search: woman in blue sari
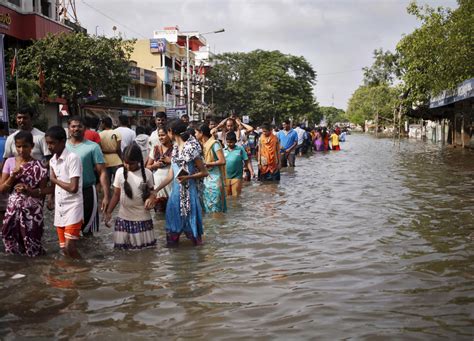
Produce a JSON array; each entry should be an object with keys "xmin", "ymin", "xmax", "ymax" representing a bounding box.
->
[{"xmin": 146, "ymin": 120, "xmax": 209, "ymax": 246}]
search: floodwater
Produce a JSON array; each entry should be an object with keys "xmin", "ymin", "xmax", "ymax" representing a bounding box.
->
[{"xmin": 0, "ymin": 134, "xmax": 473, "ymax": 340}]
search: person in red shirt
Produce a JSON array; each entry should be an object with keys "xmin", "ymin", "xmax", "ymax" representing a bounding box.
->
[{"xmin": 83, "ymin": 116, "xmax": 101, "ymax": 144}]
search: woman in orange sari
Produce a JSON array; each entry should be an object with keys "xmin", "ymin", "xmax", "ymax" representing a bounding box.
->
[{"xmin": 257, "ymin": 123, "xmax": 281, "ymax": 181}]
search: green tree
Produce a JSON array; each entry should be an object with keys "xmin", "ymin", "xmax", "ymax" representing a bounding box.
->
[
  {"xmin": 396, "ymin": 0, "xmax": 474, "ymax": 105},
  {"xmin": 346, "ymin": 84, "xmax": 399, "ymax": 128},
  {"xmin": 206, "ymin": 50, "xmax": 318, "ymax": 125},
  {"xmin": 362, "ymin": 48, "xmax": 401, "ymax": 86},
  {"xmin": 6, "ymin": 78, "xmax": 45, "ymax": 129},
  {"xmin": 319, "ymin": 106, "xmax": 346, "ymax": 127},
  {"xmin": 14, "ymin": 32, "xmax": 134, "ymax": 115}
]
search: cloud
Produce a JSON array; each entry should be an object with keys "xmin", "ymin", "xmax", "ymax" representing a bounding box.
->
[{"xmin": 76, "ymin": 0, "xmax": 458, "ymax": 109}]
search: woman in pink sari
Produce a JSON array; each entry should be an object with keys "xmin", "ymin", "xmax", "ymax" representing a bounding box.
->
[
  {"xmin": 0, "ymin": 131, "xmax": 48, "ymax": 257},
  {"xmin": 314, "ymin": 128, "xmax": 323, "ymax": 151}
]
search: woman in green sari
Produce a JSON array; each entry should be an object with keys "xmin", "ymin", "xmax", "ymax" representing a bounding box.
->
[{"xmin": 195, "ymin": 124, "xmax": 227, "ymax": 214}]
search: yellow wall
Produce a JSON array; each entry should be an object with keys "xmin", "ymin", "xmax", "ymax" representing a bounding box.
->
[
  {"xmin": 130, "ymin": 39, "xmax": 198, "ymax": 104},
  {"xmin": 131, "ymin": 39, "xmax": 196, "ymax": 67},
  {"xmin": 130, "ymin": 40, "xmax": 163, "ymax": 101},
  {"xmin": 130, "ymin": 39, "xmax": 162, "ymax": 69}
]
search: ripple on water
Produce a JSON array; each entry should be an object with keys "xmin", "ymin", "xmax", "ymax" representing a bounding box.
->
[{"xmin": 0, "ymin": 135, "xmax": 473, "ymax": 339}]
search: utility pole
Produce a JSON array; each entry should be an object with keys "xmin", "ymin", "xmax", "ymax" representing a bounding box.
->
[{"xmin": 182, "ymin": 28, "xmax": 224, "ymax": 121}]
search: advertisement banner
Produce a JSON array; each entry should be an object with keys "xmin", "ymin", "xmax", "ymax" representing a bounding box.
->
[
  {"xmin": 166, "ymin": 105, "xmax": 187, "ymax": 119},
  {"xmin": 150, "ymin": 38, "xmax": 166, "ymax": 53},
  {"xmin": 0, "ymin": 34, "xmax": 8, "ymax": 127},
  {"xmin": 153, "ymin": 29, "xmax": 178, "ymax": 43}
]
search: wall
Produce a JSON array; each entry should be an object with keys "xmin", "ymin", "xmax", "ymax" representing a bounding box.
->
[{"xmin": 0, "ymin": 4, "xmax": 71, "ymax": 40}]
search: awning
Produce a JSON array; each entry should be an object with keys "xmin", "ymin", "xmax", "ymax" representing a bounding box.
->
[{"xmin": 430, "ymin": 78, "xmax": 474, "ymax": 109}]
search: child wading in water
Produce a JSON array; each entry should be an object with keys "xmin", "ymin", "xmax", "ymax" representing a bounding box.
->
[
  {"xmin": 105, "ymin": 143, "xmax": 156, "ymax": 249},
  {"xmin": 0, "ymin": 131, "xmax": 48, "ymax": 257},
  {"xmin": 224, "ymin": 131, "xmax": 251, "ymax": 196},
  {"xmin": 46, "ymin": 126, "xmax": 83, "ymax": 258}
]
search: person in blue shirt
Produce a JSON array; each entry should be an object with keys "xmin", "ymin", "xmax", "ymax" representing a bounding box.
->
[
  {"xmin": 277, "ymin": 120, "xmax": 298, "ymax": 167},
  {"xmin": 0, "ymin": 121, "xmax": 7, "ymax": 159}
]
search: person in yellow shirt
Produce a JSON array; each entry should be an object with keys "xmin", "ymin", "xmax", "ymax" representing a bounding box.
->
[
  {"xmin": 98, "ymin": 117, "xmax": 123, "ymax": 182},
  {"xmin": 330, "ymin": 129, "xmax": 340, "ymax": 151}
]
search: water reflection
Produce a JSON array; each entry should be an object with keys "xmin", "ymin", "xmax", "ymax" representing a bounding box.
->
[{"xmin": 0, "ymin": 135, "xmax": 473, "ymax": 339}]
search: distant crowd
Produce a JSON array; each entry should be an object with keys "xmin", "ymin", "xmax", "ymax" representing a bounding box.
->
[{"xmin": 0, "ymin": 107, "xmax": 347, "ymax": 258}]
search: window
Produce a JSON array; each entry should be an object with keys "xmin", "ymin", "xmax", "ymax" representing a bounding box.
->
[
  {"xmin": 8, "ymin": 0, "xmax": 21, "ymax": 7},
  {"xmin": 41, "ymin": 0, "xmax": 50, "ymax": 17},
  {"xmin": 128, "ymin": 86, "xmax": 135, "ymax": 97}
]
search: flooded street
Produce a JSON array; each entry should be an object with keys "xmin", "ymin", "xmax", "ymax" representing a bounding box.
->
[{"xmin": 0, "ymin": 134, "xmax": 473, "ymax": 339}]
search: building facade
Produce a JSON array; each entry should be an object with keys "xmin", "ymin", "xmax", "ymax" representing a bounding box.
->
[
  {"xmin": 0, "ymin": 0, "xmax": 73, "ymax": 47},
  {"xmin": 130, "ymin": 26, "xmax": 213, "ymax": 121},
  {"xmin": 0, "ymin": 0, "xmax": 75, "ymax": 127},
  {"xmin": 82, "ymin": 61, "xmax": 161, "ymax": 130}
]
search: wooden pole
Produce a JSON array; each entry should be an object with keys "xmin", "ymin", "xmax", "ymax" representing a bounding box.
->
[
  {"xmin": 14, "ymin": 48, "xmax": 19, "ymax": 112},
  {"xmin": 375, "ymin": 112, "xmax": 379, "ymax": 137}
]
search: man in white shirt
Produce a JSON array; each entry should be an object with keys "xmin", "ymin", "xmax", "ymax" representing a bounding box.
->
[
  {"xmin": 294, "ymin": 123, "xmax": 306, "ymax": 156},
  {"xmin": 114, "ymin": 115, "xmax": 136, "ymax": 152},
  {"xmin": 45, "ymin": 125, "xmax": 83, "ymax": 258},
  {"xmin": 149, "ymin": 111, "xmax": 167, "ymax": 150},
  {"xmin": 3, "ymin": 106, "xmax": 50, "ymax": 161}
]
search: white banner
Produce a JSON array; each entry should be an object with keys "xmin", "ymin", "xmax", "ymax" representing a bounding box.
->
[{"xmin": 153, "ymin": 29, "xmax": 178, "ymax": 43}]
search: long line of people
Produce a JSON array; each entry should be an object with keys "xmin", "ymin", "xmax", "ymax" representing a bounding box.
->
[{"xmin": 0, "ymin": 107, "xmax": 345, "ymax": 257}]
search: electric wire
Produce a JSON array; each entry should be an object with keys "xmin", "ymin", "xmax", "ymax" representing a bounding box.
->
[{"xmin": 80, "ymin": 0, "xmax": 147, "ymax": 38}]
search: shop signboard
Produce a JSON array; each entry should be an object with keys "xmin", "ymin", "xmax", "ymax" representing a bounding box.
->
[
  {"xmin": 153, "ymin": 28, "xmax": 178, "ymax": 43},
  {"xmin": 144, "ymin": 69, "xmax": 157, "ymax": 86},
  {"xmin": 430, "ymin": 78, "xmax": 474, "ymax": 108},
  {"xmin": 166, "ymin": 105, "xmax": 187, "ymax": 119},
  {"xmin": 129, "ymin": 66, "xmax": 140, "ymax": 82},
  {"xmin": 0, "ymin": 34, "xmax": 8, "ymax": 127},
  {"xmin": 121, "ymin": 96, "xmax": 172, "ymax": 108}
]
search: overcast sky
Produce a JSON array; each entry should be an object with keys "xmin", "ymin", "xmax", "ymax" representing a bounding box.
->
[{"xmin": 75, "ymin": 0, "xmax": 458, "ymax": 110}]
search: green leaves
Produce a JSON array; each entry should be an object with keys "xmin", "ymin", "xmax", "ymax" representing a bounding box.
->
[
  {"xmin": 362, "ymin": 49, "xmax": 401, "ymax": 86},
  {"xmin": 320, "ymin": 106, "xmax": 346, "ymax": 127},
  {"xmin": 14, "ymin": 33, "xmax": 135, "ymax": 113},
  {"xmin": 206, "ymin": 50, "xmax": 318, "ymax": 125},
  {"xmin": 397, "ymin": 0, "xmax": 474, "ymax": 105},
  {"xmin": 349, "ymin": 1, "xmax": 472, "ymax": 125},
  {"xmin": 346, "ymin": 84, "xmax": 399, "ymax": 127}
]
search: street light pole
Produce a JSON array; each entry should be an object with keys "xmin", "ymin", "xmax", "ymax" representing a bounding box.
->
[
  {"xmin": 186, "ymin": 34, "xmax": 191, "ymax": 118},
  {"xmin": 183, "ymin": 28, "xmax": 225, "ymax": 121}
]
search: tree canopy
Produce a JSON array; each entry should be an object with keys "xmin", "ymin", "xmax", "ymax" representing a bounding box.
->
[
  {"xmin": 396, "ymin": 0, "xmax": 474, "ymax": 104},
  {"xmin": 319, "ymin": 106, "xmax": 346, "ymax": 127},
  {"xmin": 346, "ymin": 84, "xmax": 399, "ymax": 127},
  {"xmin": 362, "ymin": 48, "xmax": 401, "ymax": 87},
  {"xmin": 347, "ymin": 0, "xmax": 472, "ymax": 126},
  {"xmin": 14, "ymin": 32, "xmax": 134, "ymax": 114},
  {"xmin": 206, "ymin": 50, "xmax": 319, "ymax": 125}
]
